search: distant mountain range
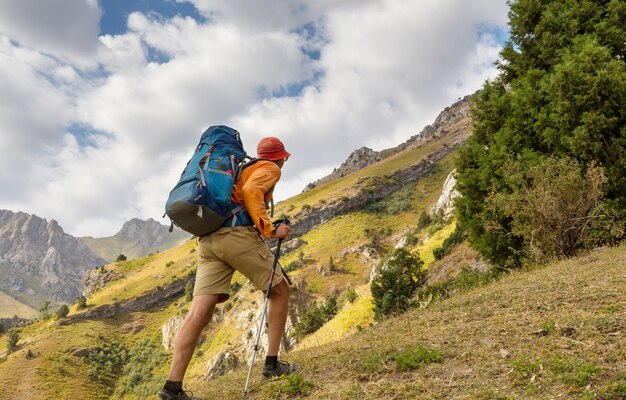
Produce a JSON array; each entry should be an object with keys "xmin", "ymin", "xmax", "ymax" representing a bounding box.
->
[
  {"xmin": 0, "ymin": 211, "xmax": 189, "ymax": 314},
  {"xmin": 83, "ymin": 218, "xmax": 190, "ymax": 263}
]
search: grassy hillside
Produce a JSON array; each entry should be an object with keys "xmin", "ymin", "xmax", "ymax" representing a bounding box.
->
[
  {"xmin": 196, "ymin": 245, "xmax": 626, "ymax": 399},
  {"xmin": 83, "ymin": 232, "xmax": 190, "ymax": 263},
  {"xmin": 0, "ymin": 292, "xmax": 38, "ymax": 319}
]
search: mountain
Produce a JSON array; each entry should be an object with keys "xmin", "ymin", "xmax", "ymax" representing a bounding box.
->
[
  {"xmin": 82, "ymin": 218, "xmax": 191, "ymax": 262},
  {"xmin": 0, "ymin": 210, "xmax": 106, "ymax": 310},
  {"xmin": 303, "ymin": 94, "xmax": 471, "ymax": 191}
]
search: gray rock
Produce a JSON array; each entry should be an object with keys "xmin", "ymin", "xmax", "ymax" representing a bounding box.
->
[
  {"xmin": 0, "ymin": 209, "xmax": 106, "ymax": 309},
  {"xmin": 83, "ymin": 268, "xmax": 120, "ymax": 297},
  {"xmin": 205, "ymin": 350, "xmax": 239, "ymax": 380}
]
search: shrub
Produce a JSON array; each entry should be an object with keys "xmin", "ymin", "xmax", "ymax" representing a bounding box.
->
[
  {"xmin": 295, "ymin": 296, "xmax": 338, "ymax": 339},
  {"xmin": 116, "ymin": 254, "xmax": 127, "ymax": 262},
  {"xmin": 7, "ymin": 330, "xmax": 19, "ymax": 353},
  {"xmin": 371, "ymin": 248, "xmax": 425, "ymax": 320},
  {"xmin": 346, "ymin": 287, "xmax": 358, "ymax": 303},
  {"xmin": 39, "ymin": 300, "xmax": 51, "ymax": 320},
  {"xmin": 284, "ymin": 260, "xmax": 302, "ymax": 272},
  {"xmin": 488, "ymin": 157, "xmax": 607, "ymax": 261},
  {"xmin": 229, "ymin": 281, "xmax": 242, "ymax": 294},
  {"xmin": 55, "ymin": 304, "xmax": 69, "ymax": 320},
  {"xmin": 114, "ymin": 339, "xmax": 168, "ymax": 398},
  {"xmin": 165, "ymin": 261, "xmax": 174, "ymax": 268},
  {"xmin": 184, "ymin": 281, "xmax": 194, "ymax": 302},
  {"xmin": 417, "ymin": 210, "xmax": 432, "ymax": 230},
  {"xmin": 265, "ymin": 373, "xmax": 314, "ymax": 397},
  {"xmin": 76, "ymin": 295, "xmax": 87, "ymax": 310}
]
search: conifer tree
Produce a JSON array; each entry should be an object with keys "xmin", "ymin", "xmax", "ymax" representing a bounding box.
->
[{"xmin": 456, "ymin": 0, "xmax": 626, "ymax": 265}]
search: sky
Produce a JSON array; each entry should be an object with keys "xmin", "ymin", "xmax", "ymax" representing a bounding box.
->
[{"xmin": 0, "ymin": 0, "xmax": 510, "ymax": 237}]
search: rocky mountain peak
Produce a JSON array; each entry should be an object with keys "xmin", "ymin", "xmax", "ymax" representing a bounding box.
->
[
  {"xmin": 303, "ymin": 94, "xmax": 473, "ymax": 192},
  {"xmin": 303, "ymin": 146, "xmax": 383, "ymax": 191},
  {"xmin": 117, "ymin": 218, "xmax": 161, "ymax": 239},
  {"xmin": 0, "ymin": 209, "xmax": 106, "ymax": 308}
]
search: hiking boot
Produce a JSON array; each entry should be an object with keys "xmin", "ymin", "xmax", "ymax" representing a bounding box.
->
[
  {"xmin": 262, "ymin": 360, "xmax": 300, "ymax": 378},
  {"xmin": 157, "ymin": 388, "xmax": 199, "ymax": 400}
]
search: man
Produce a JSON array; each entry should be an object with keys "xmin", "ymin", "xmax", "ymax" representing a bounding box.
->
[{"xmin": 158, "ymin": 137, "xmax": 297, "ymax": 400}]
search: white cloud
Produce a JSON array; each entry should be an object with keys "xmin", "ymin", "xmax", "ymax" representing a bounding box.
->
[
  {"xmin": 0, "ymin": 0, "xmax": 101, "ymax": 66},
  {"xmin": 0, "ymin": 0, "xmax": 509, "ymax": 237}
]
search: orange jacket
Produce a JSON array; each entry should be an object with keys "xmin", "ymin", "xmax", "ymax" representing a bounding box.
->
[{"xmin": 232, "ymin": 160, "xmax": 280, "ymax": 238}]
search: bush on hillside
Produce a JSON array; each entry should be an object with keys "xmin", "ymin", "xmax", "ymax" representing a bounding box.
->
[
  {"xmin": 487, "ymin": 157, "xmax": 607, "ymax": 260},
  {"xmin": 417, "ymin": 210, "xmax": 432, "ymax": 231},
  {"xmin": 7, "ymin": 329, "xmax": 19, "ymax": 353},
  {"xmin": 114, "ymin": 339, "xmax": 168, "ymax": 398},
  {"xmin": 87, "ymin": 340, "xmax": 130, "ymax": 390},
  {"xmin": 184, "ymin": 281, "xmax": 194, "ymax": 302},
  {"xmin": 76, "ymin": 295, "xmax": 87, "ymax": 310},
  {"xmin": 39, "ymin": 300, "xmax": 50, "ymax": 320},
  {"xmin": 55, "ymin": 304, "xmax": 69, "ymax": 320},
  {"xmin": 116, "ymin": 254, "xmax": 127, "ymax": 262},
  {"xmin": 371, "ymin": 248, "xmax": 425, "ymax": 320},
  {"xmin": 345, "ymin": 287, "xmax": 358, "ymax": 303},
  {"xmin": 294, "ymin": 296, "xmax": 338, "ymax": 339}
]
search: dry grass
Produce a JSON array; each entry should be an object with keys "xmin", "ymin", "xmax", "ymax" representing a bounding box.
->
[
  {"xmin": 194, "ymin": 245, "xmax": 626, "ymax": 400},
  {"xmin": 0, "ymin": 292, "xmax": 38, "ymax": 319}
]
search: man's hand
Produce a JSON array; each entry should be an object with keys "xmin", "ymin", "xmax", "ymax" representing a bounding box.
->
[{"xmin": 271, "ymin": 223, "xmax": 290, "ymax": 239}]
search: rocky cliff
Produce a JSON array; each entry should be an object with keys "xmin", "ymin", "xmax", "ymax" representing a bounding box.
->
[
  {"xmin": 0, "ymin": 210, "xmax": 106, "ymax": 309},
  {"xmin": 304, "ymin": 94, "xmax": 472, "ymax": 191}
]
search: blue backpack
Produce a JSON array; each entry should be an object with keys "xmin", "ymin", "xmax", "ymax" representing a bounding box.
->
[{"xmin": 165, "ymin": 125, "xmax": 252, "ymax": 236}]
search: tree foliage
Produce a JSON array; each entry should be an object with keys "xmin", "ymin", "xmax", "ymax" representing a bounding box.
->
[
  {"xmin": 456, "ymin": 0, "xmax": 626, "ymax": 266},
  {"xmin": 7, "ymin": 329, "xmax": 19, "ymax": 353},
  {"xmin": 55, "ymin": 304, "xmax": 70, "ymax": 320},
  {"xmin": 294, "ymin": 296, "xmax": 338, "ymax": 339},
  {"xmin": 371, "ymin": 248, "xmax": 425, "ymax": 320}
]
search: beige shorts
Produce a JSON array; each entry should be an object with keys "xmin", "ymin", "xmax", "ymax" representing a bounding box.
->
[{"xmin": 194, "ymin": 226, "xmax": 284, "ymax": 302}]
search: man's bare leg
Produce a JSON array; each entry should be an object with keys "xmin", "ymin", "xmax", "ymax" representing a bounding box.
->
[
  {"xmin": 266, "ymin": 279, "xmax": 289, "ymax": 356},
  {"xmin": 167, "ymin": 294, "xmax": 219, "ymax": 381}
]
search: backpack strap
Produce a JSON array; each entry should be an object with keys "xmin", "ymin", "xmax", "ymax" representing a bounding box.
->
[{"xmin": 229, "ymin": 204, "xmax": 246, "ymax": 227}]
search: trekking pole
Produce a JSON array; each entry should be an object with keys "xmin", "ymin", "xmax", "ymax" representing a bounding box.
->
[{"xmin": 242, "ymin": 219, "xmax": 289, "ymax": 400}]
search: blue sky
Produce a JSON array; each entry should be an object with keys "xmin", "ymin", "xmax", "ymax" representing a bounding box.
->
[
  {"xmin": 0, "ymin": 0, "xmax": 510, "ymax": 237},
  {"xmin": 100, "ymin": 0, "xmax": 206, "ymax": 36}
]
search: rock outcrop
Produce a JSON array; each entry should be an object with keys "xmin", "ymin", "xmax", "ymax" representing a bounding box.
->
[
  {"xmin": 59, "ymin": 274, "xmax": 193, "ymax": 324},
  {"xmin": 304, "ymin": 147, "xmax": 383, "ymax": 191},
  {"xmin": 431, "ymin": 169, "xmax": 461, "ymax": 218},
  {"xmin": 205, "ymin": 350, "xmax": 239, "ymax": 380},
  {"xmin": 82, "ymin": 268, "xmax": 121, "ymax": 297},
  {"xmin": 0, "ymin": 210, "xmax": 106, "ymax": 308},
  {"xmin": 303, "ymin": 94, "xmax": 472, "ymax": 191},
  {"xmin": 289, "ymin": 146, "xmax": 453, "ymax": 242},
  {"xmin": 162, "ymin": 316, "xmax": 184, "ymax": 350}
]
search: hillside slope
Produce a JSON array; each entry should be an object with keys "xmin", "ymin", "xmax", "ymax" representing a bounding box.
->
[
  {"xmin": 197, "ymin": 245, "xmax": 626, "ymax": 399},
  {"xmin": 83, "ymin": 218, "xmax": 190, "ymax": 263}
]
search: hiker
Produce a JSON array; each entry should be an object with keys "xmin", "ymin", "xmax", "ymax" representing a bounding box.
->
[{"xmin": 158, "ymin": 137, "xmax": 298, "ymax": 400}]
